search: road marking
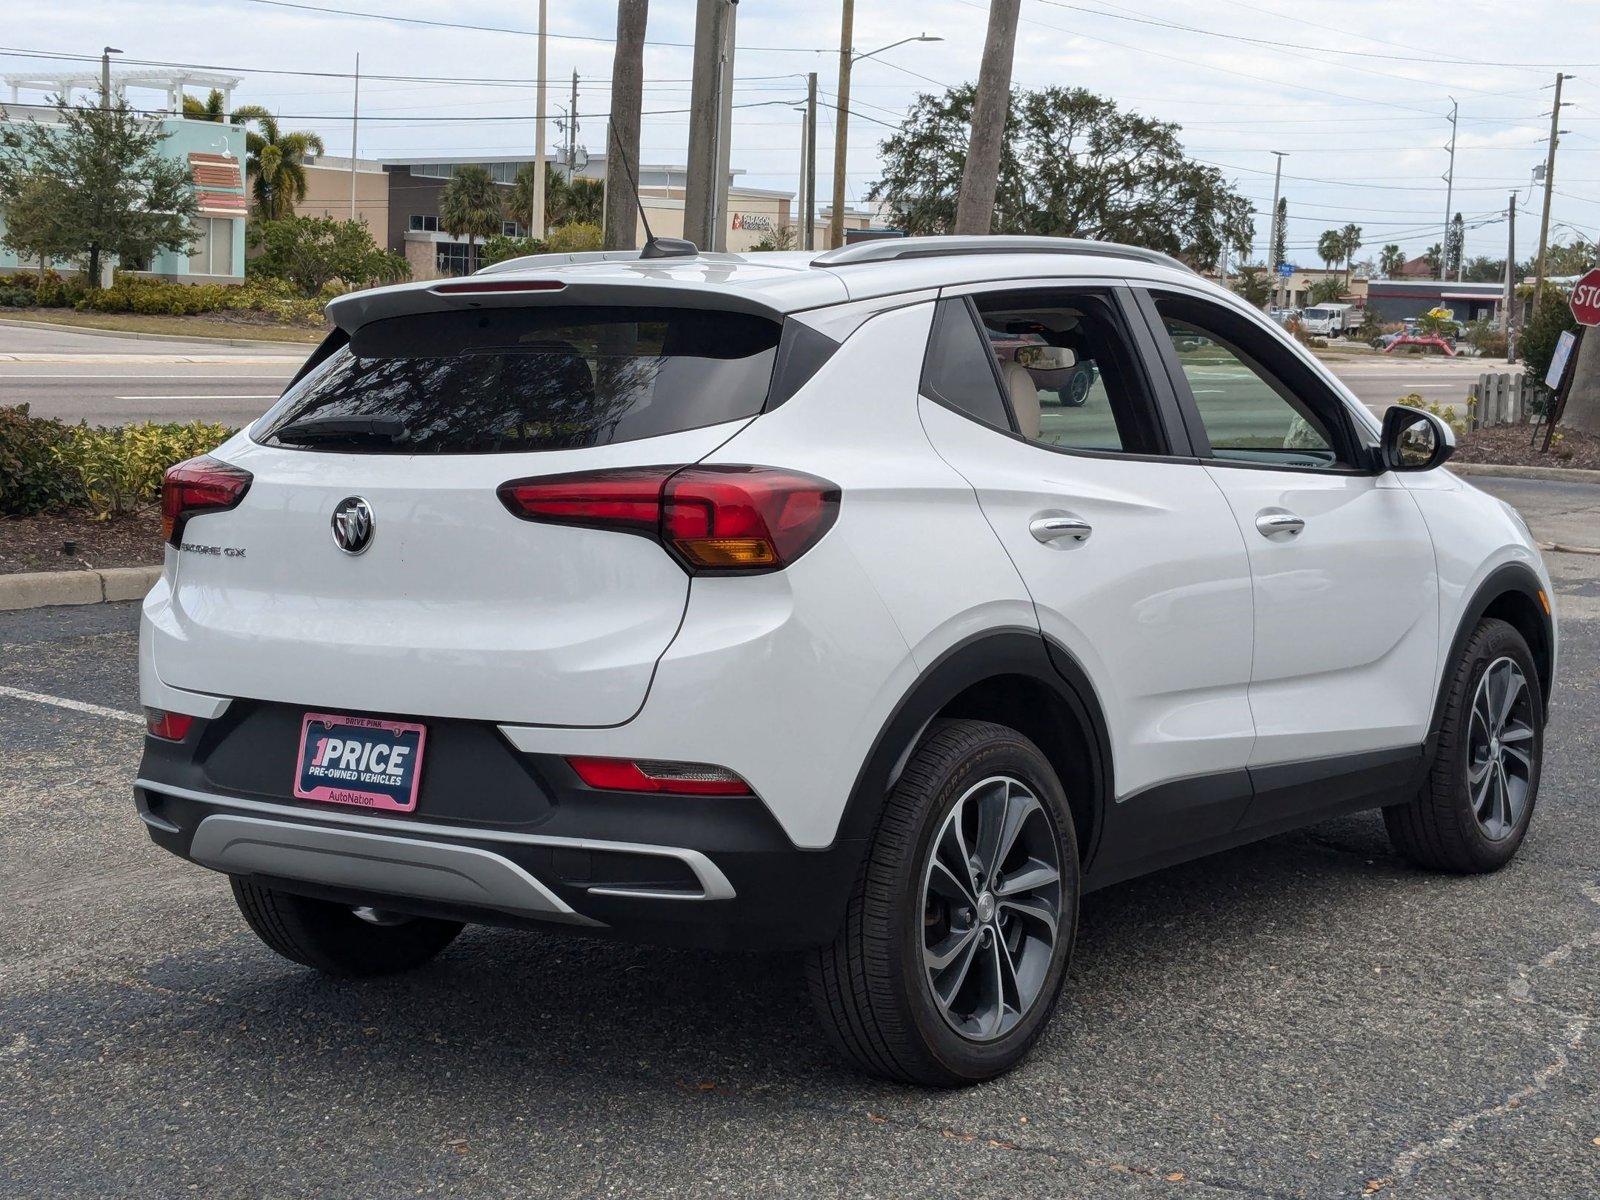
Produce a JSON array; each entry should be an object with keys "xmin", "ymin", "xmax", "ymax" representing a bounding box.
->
[
  {"xmin": 0, "ymin": 374, "xmax": 292, "ymax": 379},
  {"xmin": 114, "ymin": 394, "xmax": 279, "ymax": 401},
  {"xmin": 0, "ymin": 685, "xmax": 143, "ymax": 725}
]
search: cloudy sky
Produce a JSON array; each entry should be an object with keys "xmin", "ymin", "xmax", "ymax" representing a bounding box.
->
[{"xmin": 6, "ymin": 0, "xmax": 1598, "ymax": 265}]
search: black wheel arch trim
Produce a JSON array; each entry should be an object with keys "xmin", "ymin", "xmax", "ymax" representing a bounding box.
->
[
  {"xmin": 1431, "ymin": 562, "xmax": 1553, "ymax": 741},
  {"xmin": 831, "ymin": 627, "xmax": 1114, "ymax": 864}
]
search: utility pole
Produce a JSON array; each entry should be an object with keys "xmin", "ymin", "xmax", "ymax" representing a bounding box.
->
[
  {"xmin": 1534, "ymin": 72, "xmax": 1573, "ymax": 311},
  {"xmin": 100, "ymin": 46, "xmax": 121, "ymax": 110},
  {"xmin": 712, "ymin": 2, "xmax": 737, "ymax": 252},
  {"xmin": 954, "ymin": 0, "xmax": 1022, "ymax": 236},
  {"xmin": 566, "ymin": 71, "xmax": 580, "ymax": 182},
  {"xmin": 530, "ymin": 0, "xmax": 548, "ymax": 239},
  {"xmin": 1504, "ymin": 192, "xmax": 1517, "ymax": 364},
  {"xmin": 684, "ymin": 0, "xmax": 729, "ymax": 249},
  {"xmin": 1266, "ymin": 150, "xmax": 1287, "ymax": 310},
  {"xmin": 1440, "ymin": 97, "xmax": 1457, "ymax": 282},
  {"xmin": 802, "ymin": 73, "xmax": 819, "ymax": 251},
  {"xmin": 349, "ymin": 52, "xmax": 360, "ymax": 222},
  {"xmin": 829, "ymin": 0, "xmax": 854, "ymax": 249},
  {"xmin": 604, "ymin": 0, "xmax": 648, "ymax": 251}
]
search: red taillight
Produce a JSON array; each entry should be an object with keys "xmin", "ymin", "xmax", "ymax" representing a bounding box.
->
[
  {"xmin": 145, "ymin": 709, "xmax": 194, "ymax": 741},
  {"xmin": 161, "ymin": 455, "xmax": 252, "ymax": 547},
  {"xmin": 498, "ymin": 465, "xmax": 839, "ymax": 574},
  {"xmin": 567, "ymin": 756, "xmax": 753, "ymax": 796}
]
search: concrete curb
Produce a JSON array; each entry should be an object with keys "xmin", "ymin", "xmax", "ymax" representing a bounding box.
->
[
  {"xmin": 1447, "ymin": 461, "xmax": 1600, "ymax": 485},
  {"xmin": 0, "ymin": 315, "xmax": 315, "ymax": 352},
  {"xmin": 0, "ymin": 566, "xmax": 160, "ymax": 611}
]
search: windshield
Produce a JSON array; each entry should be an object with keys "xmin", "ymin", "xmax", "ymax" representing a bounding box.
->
[{"xmin": 255, "ymin": 305, "xmax": 782, "ymax": 454}]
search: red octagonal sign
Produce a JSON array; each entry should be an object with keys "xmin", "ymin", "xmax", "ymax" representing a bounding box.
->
[{"xmin": 1572, "ymin": 267, "xmax": 1600, "ymax": 327}]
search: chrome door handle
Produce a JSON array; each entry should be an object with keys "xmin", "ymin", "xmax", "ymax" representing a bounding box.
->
[
  {"xmin": 1255, "ymin": 510, "xmax": 1305, "ymax": 538},
  {"xmin": 1029, "ymin": 516, "xmax": 1093, "ymax": 544}
]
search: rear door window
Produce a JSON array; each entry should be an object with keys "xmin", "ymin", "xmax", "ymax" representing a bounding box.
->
[{"xmin": 256, "ymin": 305, "xmax": 782, "ymax": 453}]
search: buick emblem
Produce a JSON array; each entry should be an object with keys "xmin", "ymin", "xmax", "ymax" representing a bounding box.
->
[{"xmin": 331, "ymin": 497, "xmax": 375, "ymax": 555}]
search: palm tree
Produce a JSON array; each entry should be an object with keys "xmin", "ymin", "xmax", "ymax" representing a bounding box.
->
[
  {"xmin": 181, "ymin": 89, "xmax": 228, "ymax": 122},
  {"xmin": 438, "ymin": 164, "xmax": 504, "ymax": 274},
  {"xmin": 232, "ymin": 106, "xmax": 325, "ymax": 221},
  {"xmin": 1316, "ymin": 228, "xmax": 1343, "ymax": 273},
  {"xmin": 1339, "ymin": 223, "xmax": 1362, "ymax": 285},
  {"xmin": 1379, "ymin": 244, "xmax": 1405, "ymax": 277},
  {"xmin": 509, "ymin": 164, "xmax": 607, "ymax": 234}
]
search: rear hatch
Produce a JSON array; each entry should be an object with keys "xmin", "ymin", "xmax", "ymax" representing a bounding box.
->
[{"xmin": 151, "ymin": 302, "xmax": 783, "ymax": 726}]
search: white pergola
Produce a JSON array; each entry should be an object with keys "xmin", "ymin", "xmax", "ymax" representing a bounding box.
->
[{"xmin": 4, "ymin": 68, "xmax": 243, "ymax": 116}]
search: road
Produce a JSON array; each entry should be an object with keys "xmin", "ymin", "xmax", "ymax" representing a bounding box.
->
[
  {"xmin": 2, "ymin": 324, "xmax": 1499, "ymax": 428},
  {"xmin": 0, "ymin": 321, "xmax": 306, "ymax": 428},
  {"xmin": 2, "ymin": 475, "xmax": 1597, "ymax": 1199}
]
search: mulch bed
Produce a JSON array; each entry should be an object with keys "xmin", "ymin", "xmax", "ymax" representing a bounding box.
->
[
  {"xmin": 1451, "ymin": 424, "xmax": 1600, "ymax": 472},
  {"xmin": 0, "ymin": 510, "xmax": 162, "ymax": 574}
]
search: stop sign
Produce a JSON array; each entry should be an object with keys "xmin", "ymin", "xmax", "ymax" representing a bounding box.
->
[{"xmin": 1572, "ymin": 267, "xmax": 1600, "ymax": 327}]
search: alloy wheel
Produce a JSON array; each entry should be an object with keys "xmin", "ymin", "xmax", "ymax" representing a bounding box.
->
[
  {"xmin": 1467, "ymin": 656, "xmax": 1536, "ymax": 841},
  {"xmin": 921, "ymin": 775, "xmax": 1063, "ymax": 1042}
]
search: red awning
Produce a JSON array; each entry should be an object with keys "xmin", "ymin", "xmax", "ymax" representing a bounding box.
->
[{"xmin": 196, "ymin": 191, "xmax": 248, "ymax": 218}]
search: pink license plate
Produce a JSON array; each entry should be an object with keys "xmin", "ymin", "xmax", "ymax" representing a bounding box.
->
[{"xmin": 294, "ymin": 712, "xmax": 426, "ymax": 813}]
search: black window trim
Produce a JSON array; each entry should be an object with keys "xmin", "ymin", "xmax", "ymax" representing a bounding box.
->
[
  {"xmin": 918, "ymin": 283, "xmax": 1200, "ymax": 465},
  {"xmin": 1133, "ymin": 285, "xmax": 1382, "ymax": 478}
]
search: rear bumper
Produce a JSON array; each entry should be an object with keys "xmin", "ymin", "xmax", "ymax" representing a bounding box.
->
[{"xmin": 134, "ymin": 708, "xmax": 866, "ymax": 950}]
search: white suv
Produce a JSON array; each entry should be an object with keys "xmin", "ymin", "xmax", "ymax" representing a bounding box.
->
[{"xmin": 136, "ymin": 236, "xmax": 1556, "ymax": 1085}]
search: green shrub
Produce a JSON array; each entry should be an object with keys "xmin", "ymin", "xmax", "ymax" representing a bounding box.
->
[
  {"xmin": 0, "ymin": 405, "xmax": 85, "ymax": 514},
  {"xmin": 54, "ymin": 421, "xmax": 234, "ymax": 518},
  {"xmin": 479, "ymin": 234, "xmax": 548, "ymax": 267},
  {"xmin": 545, "ymin": 222, "xmax": 603, "ymax": 253}
]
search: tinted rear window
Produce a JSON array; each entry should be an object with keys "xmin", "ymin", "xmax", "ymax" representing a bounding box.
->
[{"xmin": 255, "ymin": 305, "xmax": 782, "ymax": 453}]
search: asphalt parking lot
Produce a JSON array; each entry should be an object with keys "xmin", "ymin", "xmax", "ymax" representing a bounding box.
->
[{"xmin": 3, "ymin": 477, "xmax": 1597, "ymax": 1199}]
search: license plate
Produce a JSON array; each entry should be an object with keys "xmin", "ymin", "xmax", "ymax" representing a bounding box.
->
[{"xmin": 294, "ymin": 712, "xmax": 426, "ymax": 813}]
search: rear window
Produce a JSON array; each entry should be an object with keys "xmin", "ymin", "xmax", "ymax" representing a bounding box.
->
[{"xmin": 255, "ymin": 305, "xmax": 782, "ymax": 453}]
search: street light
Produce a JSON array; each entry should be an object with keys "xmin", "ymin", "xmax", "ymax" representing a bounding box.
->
[
  {"xmin": 853, "ymin": 33, "xmax": 943, "ymax": 63},
  {"xmin": 832, "ymin": 32, "xmax": 941, "ymax": 249},
  {"xmin": 100, "ymin": 47, "xmax": 122, "ymax": 111}
]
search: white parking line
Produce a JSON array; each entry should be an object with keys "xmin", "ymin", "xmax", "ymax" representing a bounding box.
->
[
  {"xmin": 0, "ymin": 685, "xmax": 143, "ymax": 725},
  {"xmin": 113, "ymin": 394, "xmax": 278, "ymax": 401}
]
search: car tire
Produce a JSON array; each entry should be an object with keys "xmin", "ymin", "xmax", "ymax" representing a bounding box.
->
[
  {"xmin": 1384, "ymin": 618, "xmax": 1544, "ymax": 873},
  {"xmin": 230, "ymin": 878, "xmax": 464, "ymax": 977},
  {"xmin": 807, "ymin": 719, "xmax": 1080, "ymax": 1087}
]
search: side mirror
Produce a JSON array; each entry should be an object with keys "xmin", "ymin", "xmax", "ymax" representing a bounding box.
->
[{"xmin": 1380, "ymin": 405, "xmax": 1455, "ymax": 472}]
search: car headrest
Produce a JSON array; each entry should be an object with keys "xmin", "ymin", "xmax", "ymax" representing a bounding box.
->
[{"xmin": 1002, "ymin": 361, "xmax": 1040, "ymax": 440}]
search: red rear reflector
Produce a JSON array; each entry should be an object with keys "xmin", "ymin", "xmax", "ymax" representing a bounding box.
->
[
  {"xmin": 499, "ymin": 465, "xmax": 839, "ymax": 574},
  {"xmin": 145, "ymin": 709, "xmax": 194, "ymax": 741},
  {"xmin": 567, "ymin": 756, "xmax": 753, "ymax": 796},
  {"xmin": 431, "ymin": 279, "xmax": 566, "ymax": 294},
  {"xmin": 161, "ymin": 455, "xmax": 252, "ymax": 547}
]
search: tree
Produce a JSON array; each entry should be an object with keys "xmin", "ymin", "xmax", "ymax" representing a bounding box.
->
[
  {"xmin": 180, "ymin": 89, "xmax": 228, "ymax": 122},
  {"xmin": 232, "ymin": 106, "xmax": 325, "ymax": 220},
  {"xmin": 604, "ymin": 0, "xmax": 648, "ymax": 250},
  {"xmin": 1339, "ymin": 223, "xmax": 1362, "ymax": 284},
  {"xmin": 1444, "ymin": 212, "xmax": 1464, "ymax": 280},
  {"xmin": 510, "ymin": 165, "xmax": 604, "ymax": 233},
  {"xmin": 749, "ymin": 224, "xmax": 799, "ymax": 251},
  {"xmin": 1316, "ymin": 228, "xmax": 1343, "ymax": 272},
  {"xmin": 1462, "ymin": 256, "xmax": 1506, "ymax": 283},
  {"xmin": 870, "ymin": 85, "xmax": 1253, "ymax": 265},
  {"xmin": 1379, "ymin": 244, "xmax": 1406, "ymax": 277},
  {"xmin": 479, "ymin": 233, "xmax": 546, "ymax": 268},
  {"xmin": 0, "ymin": 97, "xmax": 199, "ymax": 287},
  {"xmin": 1542, "ymin": 240, "xmax": 1599, "ymax": 277},
  {"xmin": 1270, "ymin": 198, "xmax": 1288, "ymax": 271},
  {"xmin": 0, "ymin": 173, "xmax": 75, "ymax": 274},
  {"xmin": 438, "ymin": 164, "xmax": 504, "ymax": 273},
  {"xmin": 246, "ymin": 215, "xmax": 409, "ymax": 296},
  {"xmin": 954, "ymin": 0, "xmax": 1022, "ymax": 234},
  {"xmin": 1424, "ymin": 244, "xmax": 1443, "ymax": 276},
  {"xmin": 1231, "ymin": 263, "xmax": 1271, "ymax": 307},
  {"xmin": 1309, "ymin": 276, "xmax": 1344, "ymax": 305}
]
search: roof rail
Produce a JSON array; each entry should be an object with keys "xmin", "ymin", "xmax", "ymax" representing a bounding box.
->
[
  {"xmin": 811, "ymin": 235, "xmax": 1195, "ymax": 275},
  {"xmin": 475, "ymin": 249, "xmax": 644, "ymax": 275}
]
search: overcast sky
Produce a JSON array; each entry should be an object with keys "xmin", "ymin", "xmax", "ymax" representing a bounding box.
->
[{"xmin": 6, "ymin": 0, "xmax": 1599, "ymax": 265}]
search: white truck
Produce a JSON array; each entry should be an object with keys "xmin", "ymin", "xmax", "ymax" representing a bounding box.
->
[{"xmin": 1301, "ymin": 302, "xmax": 1356, "ymax": 338}]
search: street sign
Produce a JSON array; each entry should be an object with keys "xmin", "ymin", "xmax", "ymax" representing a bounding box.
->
[
  {"xmin": 1570, "ymin": 267, "xmax": 1600, "ymax": 327},
  {"xmin": 1546, "ymin": 330, "xmax": 1577, "ymax": 389},
  {"xmin": 1277, "ymin": 262, "xmax": 1294, "ymax": 277}
]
